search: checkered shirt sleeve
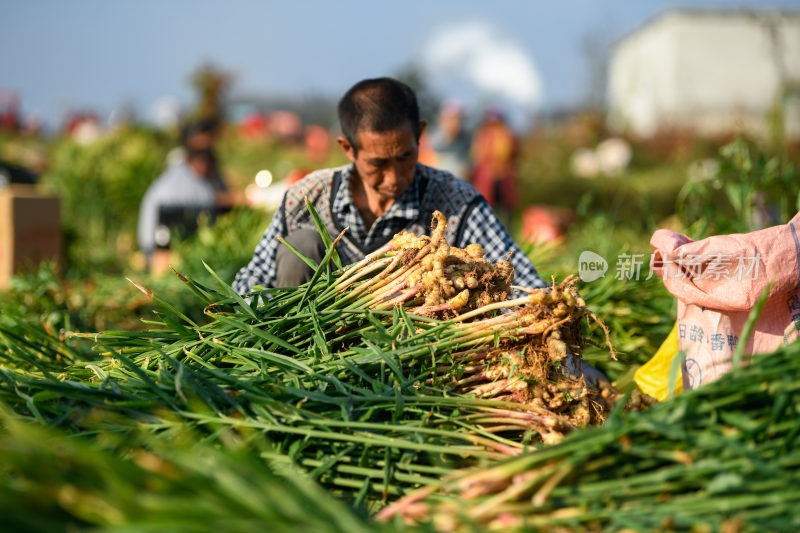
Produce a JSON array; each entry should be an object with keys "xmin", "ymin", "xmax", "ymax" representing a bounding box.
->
[
  {"xmin": 457, "ymin": 199, "xmax": 547, "ymax": 290},
  {"xmin": 232, "ymin": 202, "xmax": 286, "ymax": 294}
]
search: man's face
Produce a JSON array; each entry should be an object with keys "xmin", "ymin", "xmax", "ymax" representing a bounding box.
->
[
  {"xmin": 339, "ymin": 121, "xmax": 424, "ymax": 205},
  {"xmin": 189, "ymin": 155, "xmax": 212, "ymax": 179},
  {"xmin": 187, "ymin": 131, "xmax": 215, "ymax": 150}
]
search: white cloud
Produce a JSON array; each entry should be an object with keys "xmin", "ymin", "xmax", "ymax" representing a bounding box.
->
[{"xmin": 421, "ymin": 21, "xmax": 543, "ymax": 110}]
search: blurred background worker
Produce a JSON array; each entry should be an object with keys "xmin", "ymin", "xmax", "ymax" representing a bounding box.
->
[
  {"xmin": 137, "ymin": 147, "xmax": 218, "ymax": 273},
  {"xmin": 179, "ymin": 118, "xmax": 232, "ymax": 197},
  {"xmin": 430, "ymin": 99, "xmax": 472, "ymax": 180},
  {"xmin": 470, "ymin": 109, "xmax": 519, "ymax": 228}
]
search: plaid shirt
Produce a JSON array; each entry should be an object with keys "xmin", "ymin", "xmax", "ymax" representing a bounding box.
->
[{"xmin": 233, "ymin": 164, "xmax": 546, "ymax": 293}]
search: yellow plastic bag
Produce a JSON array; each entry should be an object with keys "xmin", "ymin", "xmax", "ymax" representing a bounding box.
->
[{"xmin": 634, "ymin": 322, "xmax": 683, "ymax": 402}]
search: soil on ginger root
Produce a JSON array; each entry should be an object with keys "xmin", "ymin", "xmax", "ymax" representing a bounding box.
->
[
  {"xmin": 474, "ymin": 262, "xmax": 513, "ymax": 301},
  {"xmin": 451, "ymin": 338, "xmax": 609, "ymax": 429},
  {"xmin": 460, "ymin": 320, "xmax": 653, "ymax": 431}
]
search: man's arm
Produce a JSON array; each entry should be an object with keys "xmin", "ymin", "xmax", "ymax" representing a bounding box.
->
[
  {"xmin": 458, "ymin": 200, "xmax": 547, "ymax": 290},
  {"xmin": 232, "ymin": 202, "xmax": 287, "ymax": 294}
]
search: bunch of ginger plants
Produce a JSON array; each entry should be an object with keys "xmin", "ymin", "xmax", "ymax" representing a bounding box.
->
[{"xmin": 0, "ymin": 206, "xmax": 617, "ymax": 509}]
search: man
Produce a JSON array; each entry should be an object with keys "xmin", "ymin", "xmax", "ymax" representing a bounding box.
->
[
  {"xmin": 233, "ymin": 77, "xmax": 546, "ymax": 293},
  {"xmin": 179, "ymin": 118, "xmax": 228, "ymax": 193},
  {"xmin": 137, "ymin": 147, "xmax": 217, "ymax": 272}
]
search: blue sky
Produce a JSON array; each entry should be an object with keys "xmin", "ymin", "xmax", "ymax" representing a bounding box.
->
[{"xmin": 2, "ymin": 0, "xmax": 799, "ymax": 129}]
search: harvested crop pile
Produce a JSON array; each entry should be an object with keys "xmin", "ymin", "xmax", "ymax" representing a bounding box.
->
[
  {"xmin": 315, "ymin": 210, "xmax": 617, "ymax": 429},
  {"xmin": 0, "ymin": 207, "xmax": 616, "ymax": 508},
  {"xmin": 430, "ymin": 275, "xmax": 614, "ymax": 433},
  {"xmin": 378, "ymin": 339, "xmax": 800, "ymax": 531},
  {"xmin": 320, "ymin": 210, "xmax": 514, "ymax": 316},
  {"xmin": 0, "ymin": 411, "xmax": 377, "ymax": 533}
]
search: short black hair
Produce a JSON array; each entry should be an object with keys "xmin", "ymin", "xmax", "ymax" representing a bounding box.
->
[
  {"xmin": 185, "ymin": 147, "xmax": 213, "ymax": 164},
  {"xmin": 337, "ymin": 77, "xmax": 420, "ymax": 153},
  {"xmin": 180, "ymin": 118, "xmax": 219, "ymax": 147}
]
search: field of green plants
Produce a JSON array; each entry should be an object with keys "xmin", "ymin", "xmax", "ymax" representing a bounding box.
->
[{"xmin": 0, "ymin": 122, "xmax": 798, "ymax": 532}]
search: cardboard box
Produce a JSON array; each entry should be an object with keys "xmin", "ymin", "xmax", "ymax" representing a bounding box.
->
[{"xmin": 0, "ymin": 185, "xmax": 61, "ymax": 289}]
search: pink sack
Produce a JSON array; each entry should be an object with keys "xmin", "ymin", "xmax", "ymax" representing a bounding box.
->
[{"xmin": 650, "ymin": 212, "xmax": 800, "ymax": 389}]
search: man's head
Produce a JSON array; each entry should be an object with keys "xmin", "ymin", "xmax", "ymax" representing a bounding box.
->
[
  {"xmin": 337, "ymin": 77, "xmax": 421, "ymax": 155},
  {"xmin": 337, "ymin": 78, "xmax": 426, "ymax": 212},
  {"xmin": 181, "ymin": 119, "xmax": 219, "ymax": 151},
  {"xmin": 186, "ymin": 147, "xmax": 214, "ymax": 179}
]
